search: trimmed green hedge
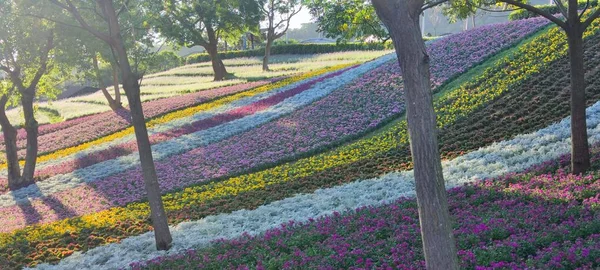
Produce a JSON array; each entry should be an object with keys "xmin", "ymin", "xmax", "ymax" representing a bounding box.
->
[
  {"xmin": 186, "ymin": 43, "xmax": 395, "ymax": 64},
  {"xmin": 509, "ymin": 1, "xmax": 598, "ymax": 20}
]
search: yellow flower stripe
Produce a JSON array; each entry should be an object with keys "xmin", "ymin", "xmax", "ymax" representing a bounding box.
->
[{"xmin": 0, "ymin": 63, "xmax": 355, "ymax": 170}]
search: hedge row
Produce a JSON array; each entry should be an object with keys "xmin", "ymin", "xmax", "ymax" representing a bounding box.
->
[
  {"xmin": 186, "ymin": 43, "xmax": 395, "ymax": 64},
  {"xmin": 509, "ymin": 1, "xmax": 598, "ymax": 20}
]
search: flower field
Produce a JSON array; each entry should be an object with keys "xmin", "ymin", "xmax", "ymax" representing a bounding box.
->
[
  {"xmin": 3, "ymin": 16, "xmax": 600, "ymax": 269},
  {"xmin": 0, "ymin": 51, "xmax": 392, "ymax": 128},
  {"xmin": 131, "ymin": 158, "xmax": 600, "ymax": 269}
]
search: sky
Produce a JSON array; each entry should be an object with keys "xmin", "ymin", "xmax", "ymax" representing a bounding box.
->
[{"xmin": 289, "ymin": 8, "xmax": 314, "ymax": 29}]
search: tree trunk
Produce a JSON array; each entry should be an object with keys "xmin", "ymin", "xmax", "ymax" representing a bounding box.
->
[
  {"xmin": 96, "ymin": 0, "xmax": 172, "ymax": 250},
  {"xmin": 0, "ymin": 95, "xmax": 21, "ymax": 187},
  {"xmin": 206, "ymin": 44, "xmax": 228, "ymax": 81},
  {"xmin": 20, "ymin": 90, "xmax": 38, "ymax": 185},
  {"xmin": 112, "ymin": 63, "xmax": 122, "ymax": 107},
  {"xmin": 263, "ymin": 38, "xmax": 273, "ymax": 71},
  {"xmin": 372, "ymin": 0, "xmax": 459, "ymax": 269},
  {"xmin": 93, "ymin": 55, "xmax": 121, "ymax": 111},
  {"xmin": 123, "ymin": 73, "xmax": 172, "ymax": 250},
  {"xmin": 567, "ymin": 26, "xmax": 590, "ymax": 174}
]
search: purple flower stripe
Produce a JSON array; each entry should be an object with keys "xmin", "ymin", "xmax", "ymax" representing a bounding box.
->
[{"xmin": 427, "ymin": 17, "xmax": 548, "ymax": 86}]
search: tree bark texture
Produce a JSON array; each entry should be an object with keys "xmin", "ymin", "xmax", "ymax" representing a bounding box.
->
[
  {"xmin": 111, "ymin": 62, "xmax": 122, "ymax": 106},
  {"xmin": 567, "ymin": 25, "xmax": 591, "ymax": 174},
  {"xmin": 0, "ymin": 95, "xmax": 22, "ymax": 186},
  {"xmin": 371, "ymin": 0, "xmax": 459, "ymax": 269},
  {"xmin": 20, "ymin": 90, "xmax": 38, "ymax": 184},
  {"xmin": 263, "ymin": 38, "xmax": 273, "ymax": 71},
  {"xmin": 205, "ymin": 26, "xmax": 228, "ymax": 81},
  {"xmin": 206, "ymin": 43, "xmax": 228, "ymax": 81}
]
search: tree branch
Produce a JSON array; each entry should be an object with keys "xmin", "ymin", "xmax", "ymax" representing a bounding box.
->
[
  {"xmin": 583, "ymin": 7, "xmax": 600, "ymax": 28},
  {"xmin": 421, "ymin": 0, "xmax": 448, "ymax": 12},
  {"xmin": 553, "ymin": 0, "xmax": 569, "ymax": 19},
  {"xmin": 27, "ymin": 31, "xmax": 54, "ymax": 91},
  {"xmin": 49, "ymin": 0, "xmax": 112, "ymax": 44},
  {"xmin": 579, "ymin": 0, "xmax": 590, "ymax": 20},
  {"xmin": 500, "ymin": 0, "xmax": 567, "ymax": 29},
  {"xmin": 274, "ymin": 5, "xmax": 303, "ymax": 39},
  {"xmin": 0, "ymin": 65, "xmax": 10, "ymax": 73},
  {"xmin": 21, "ymin": 12, "xmax": 88, "ymax": 31}
]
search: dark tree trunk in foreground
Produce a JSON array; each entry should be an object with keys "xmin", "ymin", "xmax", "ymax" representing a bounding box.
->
[
  {"xmin": 20, "ymin": 90, "xmax": 38, "ymax": 184},
  {"xmin": 0, "ymin": 95, "xmax": 21, "ymax": 185},
  {"xmin": 371, "ymin": 0, "xmax": 459, "ymax": 269},
  {"xmin": 567, "ymin": 26, "xmax": 590, "ymax": 174},
  {"xmin": 99, "ymin": 0, "xmax": 172, "ymax": 250}
]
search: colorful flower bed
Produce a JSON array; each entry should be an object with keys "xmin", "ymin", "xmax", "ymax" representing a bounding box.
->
[
  {"xmin": 0, "ymin": 63, "xmax": 352, "ymax": 174},
  {"xmin": 0, "ymin": 65, "xmax": 358, "ymax": 193},
  {"xmin": 0, "ymin": 55, "xmax": 394, "ymax": 220},
  {"xmin": 0, "ymin": 18, "xmax": 555, "ymax": 268},
  {"xmin": 0, "ymin": 80, "xmax": 276, "ymax": 157},
  {"xmin": 439, "ymin": 31, "xmax": 600, "ymax": 159},
  {"xmin": 131, "ymin": 164, "xmax": 600, "ymax": 270},
  {"xmin": 0, "ymin": 16, "xmax": 548, "ymax": 196},
  {"xmin": 32, "ymin": 100, "xmax": 600, "ymax": 269},
  {"xmin": 427, "ymin": 17, "xmax": 548, "ymax": 86}
]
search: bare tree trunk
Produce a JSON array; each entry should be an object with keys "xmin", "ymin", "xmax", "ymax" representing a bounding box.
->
[
  {"xmin": 93, "ymin": 55, "xmax": 121, "ymax": 111},
  {"xmin": 20, "ymin": 90, "xmax": 37, "ymax": 184},
  {"xmin": 263, "ymin": 38, "xmax": 273, "ymax": 71},
  {"xmin": 567, "ymin": 26, "xmax": 590, "ymax": 174},
  {"xmin": 372, "ymin": 0, "xmax": 459, "ymax": 269},
  {"xmin": 99, "ymin": 0, "xmax": 172, "ymax": 250},
  {"xmin": 0, "ymin": 95, "xmax": 21, "ymax": 187},
  {"xmin": 112, "ymin": 62, "xmax": 121, "ymax": 107},
  {"xmin": 206, "ymin": 44, "xmax": 228, "ymax": 81}
]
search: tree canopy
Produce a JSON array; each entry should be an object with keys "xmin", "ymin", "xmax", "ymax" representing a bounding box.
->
[{"xmin": 305, "ymin": 0, "xmax": 389, "ymax": 43}]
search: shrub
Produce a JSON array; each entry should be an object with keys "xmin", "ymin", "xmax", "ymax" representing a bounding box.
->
[{"xmin": 186, "ymin": 43, "xmax": 394, "ymax": 64}]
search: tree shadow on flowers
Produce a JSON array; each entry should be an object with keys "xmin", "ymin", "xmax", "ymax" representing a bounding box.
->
[
  {"xmin": 114, "ymin": 107, "xmax": 133, "ymax": 124},
  {"xmin": 12, "ymin": 184, "xmax": 78, "ymax": 226}
]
